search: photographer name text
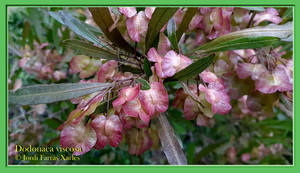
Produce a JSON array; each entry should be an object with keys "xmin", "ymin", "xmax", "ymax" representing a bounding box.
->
[{"xmin": 14, "ymin": 145, "xmax": 81, "ymax": 161}]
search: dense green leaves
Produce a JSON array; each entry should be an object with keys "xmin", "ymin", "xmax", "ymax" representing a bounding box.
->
[
  {"xmin": 88, "ymin": 8, "xmax": 138, "ymax": 55},
  {"xmin": 145, "ymin": 8, "xmax": 178, "ymax": 52},
  {"xmin": 188, "ymin": 22, "xmax": 293, "ymax": 54},
  {"xmin": 165, "ymin": 54, "xmax": 215, "ymax": 82},
  {"xmin": 63, "ymin": 39, "xmax": 118, "ymax": 60},
  {"xmin": 9, "ymin": 83, "xmax": 113, "ymax": 105}
]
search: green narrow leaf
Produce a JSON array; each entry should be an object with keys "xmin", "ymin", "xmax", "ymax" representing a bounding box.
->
[
  {"xmin": 22, "ymin": 21, "xmax": 30, "ymax": 48},
  {"xmin": 48, "ymin": 11, "xmax": 102, "ymax": 35},
  {"xmin": 28, "ymin": 8, "xmax": 44, "ymax": 43},
  {"xmin": 187, "ymin": 143, "xmax": 196, "ymax": 164},
  {"xmin": 281, "ymin": 8, "xmax": 293, "ymax": 24},
  {"xmin": 9, "ymin": 83, "xmax": 113, "ymax": 105},
  {"xmin": 145, "ymin": 8, "xmax": 178, "ymax": 52},
  {"xmin": 88, "ymin": 8, "xmax": 139, "ymax": 55},
  {"xmin": 63, "ymin": 39, "xmax": 118, "ymax": 60},
  {"xmin": 94, "ymin": 96, "xmax": 118, "ymax": 114},
  {"xmin": 58, "ymin": 11, "xmax": 102, "ymax": 46},
  {"xmin": 143, "ymin": 58, "xmax": 152, "ymax": 77},
  {"xmin": 155, "ymin": 113, "xmax": 187, "ymax": 165},
  {"xmin": 282, "ymin": 8, "xmax": 293, "ymax": 19},
  {"xmin": 28, "ymin": 27, "xmax": 34, "ymax": 49},
  {"xmin": 199, "ymin": 36, "xmax": 280, "ymax": 53},
  {"xmin": 176, "ymin": 8, "xmax": 198, "ymax": 41},
  {"xmin": 167, "ymin": 17, "xmax": 178, "ymax": 51},
  {"xmin": 240, "ymin": 7, "xmax": 266, "ymax": 11},
  {"xmin": 52, "ymin": 20, "xmax": 61, "ymax": 53},
  {"xmin": 165, "ymin": 54, "xmax": 215, "ymax": 82},
  {"xmin": 188, "ymin": 22, "xmax": 292, "ymax": 54},
  {"xmin": 135, "ymin": 78, "xmax": 151, "ymax": 90},
  {"xmin": 257, "ymin": 119, "xmax": 292, "ymax": 131}
]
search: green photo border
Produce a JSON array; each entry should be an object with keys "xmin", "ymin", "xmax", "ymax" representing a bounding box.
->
[{"xmin": 1, "ymin": 0, "xmax": 298, "ymax": 172}]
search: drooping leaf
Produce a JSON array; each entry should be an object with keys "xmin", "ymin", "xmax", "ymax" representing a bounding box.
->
[
  {"xmin": 48, "ymin": 11, "xmax": 103, "ymax": 35},
  {"xmin": 145, "ymin": 8, "xmax": 178, "ymax": 52},
  {"xmin": 58, "ymin": 11, "xmax": 102, "ymax": 46},
  {"xmin": 9, "ymin": 83, "xmax": 113, "ymax": 105},
  {"xmin": 188, "ymin": 22, "xmax": 293, "ymax": 54},
  {"xmin": 155, "ymin": 113, "xmax": 187, "ymax": 165},
  {"xmin": 63, "ymin": 39, "xmax": 118, "ymax": 60},
  {"xmin": 135, "ymin": 78, "xmax": 151, "ymax": 90},
  {"xmin": 167, "ymin": 17, "xmax": 178, "ymax": 51},
  {"xmin": 176, "ymin": 7, "xmax": 198, "ymax": 41},
  {"xmin": 88, "ymin": 8, "xmax": 139, "ymax": 55},
  {"xmin": 165, "ymin": 54, "xmax": 215, "ymax": 82},
  {"xmin": 94, "ymin": 96, "xmax": 118, "ymax": 114},
  {"xmin": 240, "ymin": 7, "xmax": 266, "ymax": 11}
]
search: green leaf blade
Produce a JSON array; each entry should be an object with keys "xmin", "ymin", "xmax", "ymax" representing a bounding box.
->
[
  {"xmin": 135, "ymin": 78, "xmax": 151, "ymax": 90},
  {"xmin": 143, "ymin": 58, "xmax": 152, "ymax": 77},
  {"xmin": 9, "ymin": 83, "xmax": 113, "ymax": 105},
  {"xmin": 176, "ymin": 8, "xmax": 198, "ymax": 41},
  {"xmin": 49, "ymin": 11, "xmax": 102, "ymax": 35},
  {"xmin": 88, "ymin": 8, "xmax": 139, "ymax": 55},
  {"xmin": 201, "ymin": 36, "xmax": 280, "ymax": 53},
  {"xmin": 155, "ymin": 113, "xmax": 187, "ymax": 165},
  {"xmin": 58, "ymin": 11, "xmax": 101, "ymax": 45},
  {"xmin": 63, "ymin": 39, "xmax": 118, "ymax": 60},
  {"xmin": 188, "ymin": 22, "xmax": 292, "ymax": 54},
  {"xmin": 165, "ymin": 54, "xmax": 215, "ymax": 82},
  {"xmin": 167, "ymin": 17, "xmax": 178, "ymax": 51},
  {"xmin": 145, "ymin": 8, "xmax": 178, "ymax": 52}
]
